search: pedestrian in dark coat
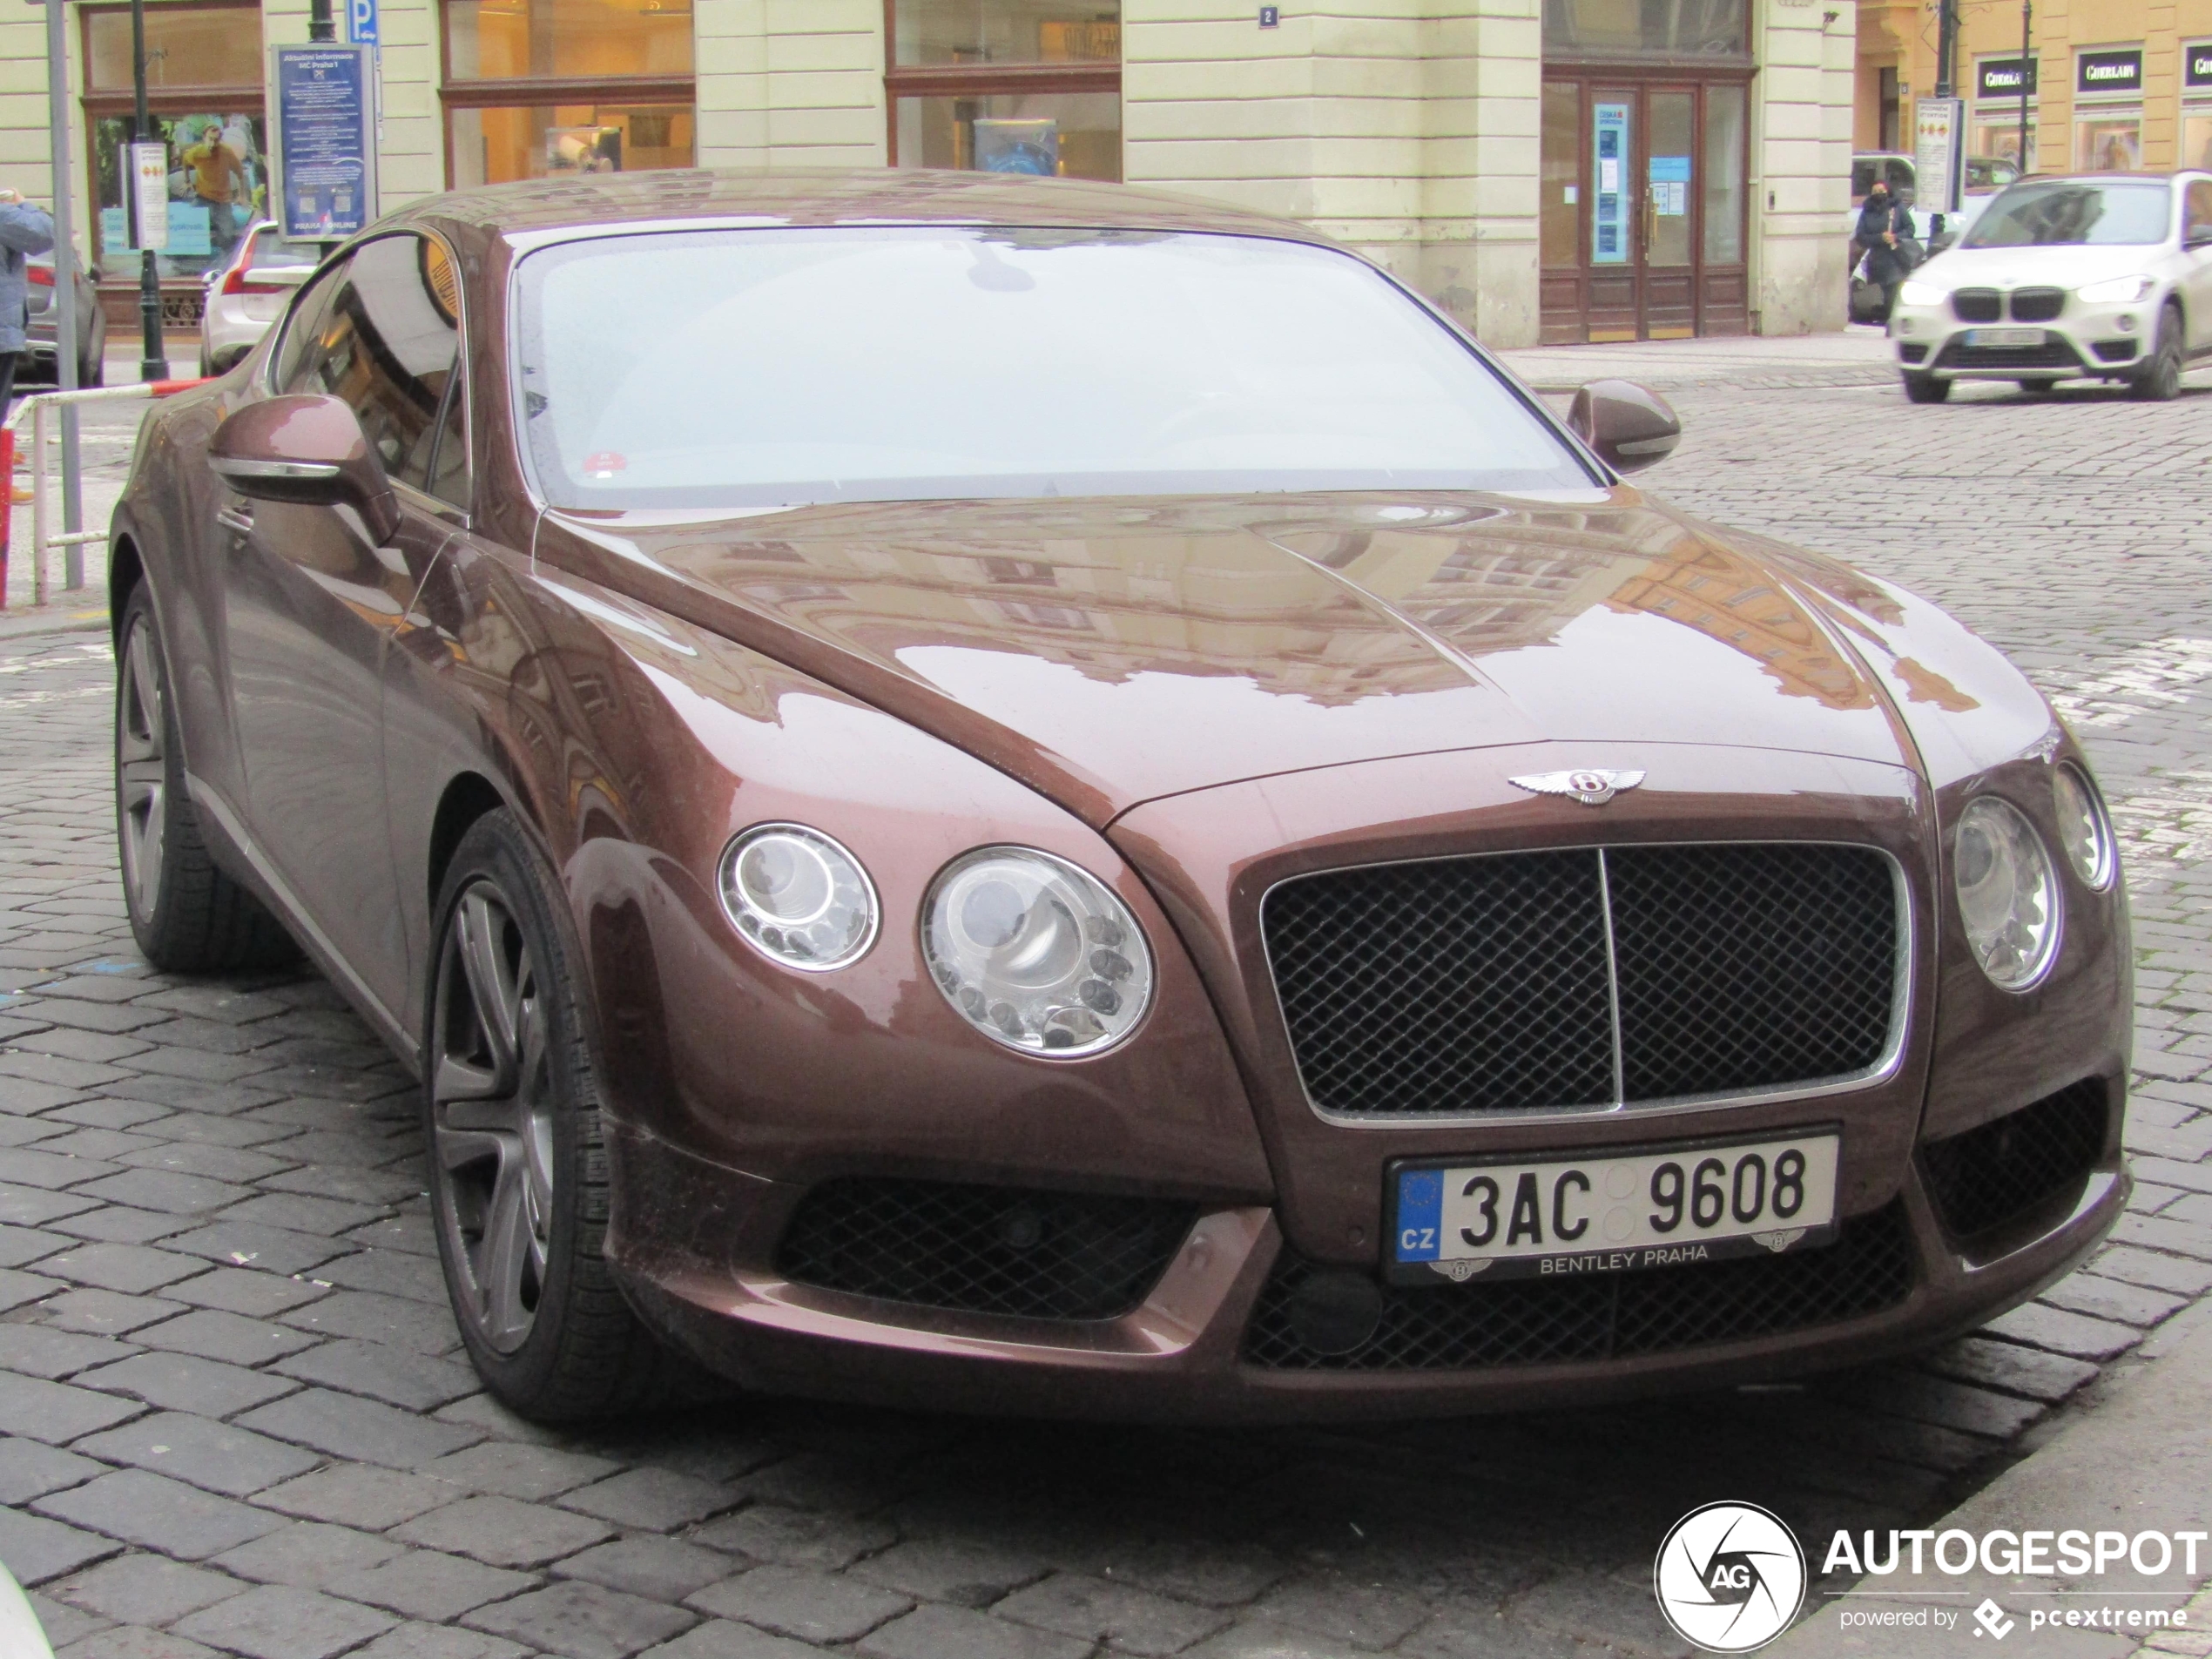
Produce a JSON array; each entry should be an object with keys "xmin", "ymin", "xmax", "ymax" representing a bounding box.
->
[{"xmin": 1854, "ymin": 182, "xmax": 1912, "ymax": 322}]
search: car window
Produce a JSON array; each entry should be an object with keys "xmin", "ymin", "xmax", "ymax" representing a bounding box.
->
[
  {"xmin": 250, "ymin": 229, "xmax": 324, "ymax": 270},
  {"xmin": 270, "ymin": 263, "xmax": 347, "ymax": 393},
  {"xmin": 1885, "ymin": 158, "xmax": 1916, "ymax": 199},
  {"xmin": 1851, "ymin": 158, "xmax": 1878, "ymax": 198},
  {"xmin": 2187, "ymin": 180, "xmax": 2212, "ymax": 241},
  {"xmin": 280, "ymin": 233, "xmax": 462, "ymax": 496},
  {"xmin": 514, "ymin": 226, "xmax": 1596, "ymax": 511},
  {"xmin": 1963, "ymin": 180, "xmax": 2174, "ymax": 247}
]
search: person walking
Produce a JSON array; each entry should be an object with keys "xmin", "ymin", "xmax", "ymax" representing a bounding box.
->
[
  {"xmin": 1854, "ymin": 179, "xmax": 1913, "ymax": 324},
  {"xmin": 0, "ymin": 186, "xmax": 57, "ymax": 412}
]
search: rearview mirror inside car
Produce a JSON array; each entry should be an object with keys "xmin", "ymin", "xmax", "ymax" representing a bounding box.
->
[
  {"xmin": 210, "ymin": 395, "xmax": 402, "ymax": 543},
  {"xmin": 1568, "ymin": 379, "xmax": 1683, "ymax": 475}
]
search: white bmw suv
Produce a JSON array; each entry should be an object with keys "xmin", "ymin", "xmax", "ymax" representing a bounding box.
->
[{"xmin": 1887, "ymin": 172, "xmax": 2212, "ymax": 402}]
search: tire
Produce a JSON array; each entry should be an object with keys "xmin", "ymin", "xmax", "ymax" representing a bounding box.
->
[
  {"xmin": 114, "ymin": 585, "xmax": 300, "ymax": 972},
  {"xmin": 424, "ymin": 810, "xmax": 720, "ymax": 1421},
  {"xmin": 2132, "ymin": 305, "xmax": 2183, "ymax": 401},
  {"xmin": 1903, "ymin": 373, "xmax": 1951, "ymax": 404}
]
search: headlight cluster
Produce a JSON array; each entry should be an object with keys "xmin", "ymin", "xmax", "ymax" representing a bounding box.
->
[
  {"xmin": 1898, "ymin": 280, "xmax": 1946, "ymax": 308},
  {"xmin": 2078, "ymin": 273, "xmax": 2155, "ymax": 305},
  {"xmin": 1952, "ymin": 765, "xmax": 2117, "ymax": 991},
  {"xmin": 716, "ymin": 828, "xmax": 1155, "ymax": 1055}
]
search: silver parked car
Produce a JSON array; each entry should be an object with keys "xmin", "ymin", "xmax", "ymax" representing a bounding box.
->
[
  {"xmin": 1888, "ymin": 171, "xmax": 2212, "ymax": 401},
  {"xmin": 199, "ymin": 221, "xmax": 322, "ymax": 376},
  {"xmin": 23, "ymin": 253, "xmax": 105, "ymax": 388}
]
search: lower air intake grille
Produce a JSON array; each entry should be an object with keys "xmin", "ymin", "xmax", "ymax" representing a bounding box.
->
[
  {"xmin": 1245, "ymin": 1204, "xmax": 1917, "ymax": 1371},
  {"xmin": 1262, "ymin": 843, "xmax": 1898, "ymax": 1116},
  {"xmin": 1920, "ymin": 1079, "xmax": 2108, "ymax": 1239},
  {"xmin": 775, "ymin": 1179, "xmax": 1194, "ymax": 1321}
]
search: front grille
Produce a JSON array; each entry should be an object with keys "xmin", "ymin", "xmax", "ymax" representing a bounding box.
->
[
  {"xmin": 1245, "ymin": 1203, "xmax": 1917, "ymax": 1370},
  {"xmin": 2010, "ymin": 287, "xmax": 2066, "ymax": 322},
  {"xmin": 1952, "ymin": 288, "xmax": 2003, "ymax": 322},
  {"xmin": 775, "ymin": 1179, "xmax": 1194, "ymax": 1321},
  {"xmin": 1921, "ymin": 1079, "xmax": 2108, "ymax": 1240},
  {"xmin": 2092, "ymin": 339, "xmax": 2139, "ymax": 363},
  {"xmin": 1263, "ymin": 844, "xmax": 1898, "ymax": 1117},
  {"xmin": 1934, "ymin": 339, "xmax": 2085, "ymax": 372}
]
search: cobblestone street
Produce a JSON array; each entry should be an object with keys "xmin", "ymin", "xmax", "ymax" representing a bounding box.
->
[{"xmin": 3, "ymin": 368, "xmax": 2211, "ymax": 1659}]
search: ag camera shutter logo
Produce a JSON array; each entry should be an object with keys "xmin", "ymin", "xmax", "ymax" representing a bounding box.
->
[{"xmin": 1655, "ymin": 1501, "xmax": 1807, "ymax": 1652}]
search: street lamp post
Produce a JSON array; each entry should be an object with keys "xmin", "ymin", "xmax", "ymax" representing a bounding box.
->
[
  {"xmin": 2020, "ymin": 0, "xmax": 2033, "ymax": 174},
  {"xmin": 130, "ymin": 0, "xmax": 166, "ymax": 381}
]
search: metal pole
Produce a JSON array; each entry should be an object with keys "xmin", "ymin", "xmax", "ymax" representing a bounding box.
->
[
  {"xmin": 44, "ymin": 0, "xmax": 84, "ymax": 587},
  {"xmin": 310, "ymin": 0, "xmax": 334, "ymax": 44},
  {"xmin": 1933, "ymin": 0, "xmax": 1957, "ymax": 98},
  {"xmin": 2020, "ymin": 1, "xmax": 2033, "ymax": 174},
  {"xmin": 131, "ymin": 0, "xmax": 167, "ymax": 381}
]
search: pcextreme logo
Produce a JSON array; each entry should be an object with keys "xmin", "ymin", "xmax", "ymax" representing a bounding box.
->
[{"xmin": 1655, "ymin": 1501, "xmax": 1809, "ymax": 1653}]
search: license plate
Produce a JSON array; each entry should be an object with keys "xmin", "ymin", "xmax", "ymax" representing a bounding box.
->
[
  {"xmin": 1386, "ymin": 1130, "xmax": 1841, "ymax": 1285},
  {"xmin": 1965, "ymin": 327, "xmax": 2046, "ymax": 347}
]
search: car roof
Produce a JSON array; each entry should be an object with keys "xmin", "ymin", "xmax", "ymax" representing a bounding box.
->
[{"xmin": 401, "ymin": 167, "xmax": 1338, "ymax": 250}]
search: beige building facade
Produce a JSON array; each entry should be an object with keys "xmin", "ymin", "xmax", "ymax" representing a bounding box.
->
[
  {"xmin": 2, "ymin": 0, "xmax": 1861, "ymax": 352},
  {"xmin": 1857, "ymin": 0, "xmax": 2212, "ymax": 179}
]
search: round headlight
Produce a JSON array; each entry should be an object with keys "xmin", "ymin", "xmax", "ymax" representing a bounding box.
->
[
  {"xmin": 2052, "ymin": 765, "xmax": 2116, "ymax": 891},
  {"xmin": 718, "ymin": 824, "xmax": 878, "ymax": 972},
  {"xmin": 923, "ymin": 847, "xmax": 1154, "ymax": 1056},
  {"xmin": 1954, "ymin": 797, "xmax": 2060, "ymax": 990}
]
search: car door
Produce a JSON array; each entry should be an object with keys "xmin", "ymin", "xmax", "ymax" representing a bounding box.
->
[
  {"xmin": 2182, "ymin": 180, "xmax": 2212, "ymax": 353},
  {"xmin": 217, "ymin": 230, "xmax": 467, "ymax": 1035}
]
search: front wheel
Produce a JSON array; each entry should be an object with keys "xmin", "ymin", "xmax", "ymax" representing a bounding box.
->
[
  {"xmin": 1903, "ymin": 373, "xmax": 1951, "ymax": 404},
  {"xmin": 114, "ymin": 585, "xmax": 297, "ymax": 971},
  {"xmin": 425, "ymin": 810, "xmax": 718, "ymax": 1421},
  {"xmin": 2132, "ymin": 306, "xmax": 2183, "ymax": 401}
]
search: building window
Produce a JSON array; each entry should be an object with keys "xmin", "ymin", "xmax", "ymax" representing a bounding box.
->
[
  {"xmin": 886, "ymin": 0, "xmax": 1122, "ymax": 181},
  {"xmin": 81, "ymin": 1, "xmax": 266, "ymax": 286},
  {"xmin": 1542, "ymin": 0, "xmax": 1748, "ymax": 60},
  {"xmin": 441, "ymin": 0, "xmax": 695, "ymax": 186}
]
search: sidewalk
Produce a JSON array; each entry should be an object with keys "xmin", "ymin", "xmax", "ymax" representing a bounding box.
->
[{"xmin": 1494, "ymin": 324, "xmax": 1900, "ymax": 391}]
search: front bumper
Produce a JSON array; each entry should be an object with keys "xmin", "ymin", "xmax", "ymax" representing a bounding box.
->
[
  {"xmin": 604, "ymin": 1078, "xmax": 2128, "ymax": 1423},
  {"xmin": 1891, "ymin": 295, "xmax": 2155, "ymax": 380}
]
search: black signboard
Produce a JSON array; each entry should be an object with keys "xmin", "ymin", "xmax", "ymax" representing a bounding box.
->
[
  {"xmin": 1977, "ymin": 57, "xmax": 2038, "ymax": 99},
  {"xmin": 2076, "ymin": 49, "xmax": 2143, "ymax": 95},
  {"xmin": 2187, "ymin": 44, "xmax": 2212, "ymax": 89}
]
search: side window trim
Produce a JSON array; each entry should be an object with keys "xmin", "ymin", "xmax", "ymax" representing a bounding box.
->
[
  {"xmin": 419, "ymin": 229, "xmax": 473, "ymax": 513},
  {"xmin": 266, "ymin": 258, "xmax": 347, "ymax": 395}
]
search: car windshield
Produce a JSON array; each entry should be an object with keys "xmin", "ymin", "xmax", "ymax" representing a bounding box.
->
[
  {"xmin": 1962, "ymin": 180, "xmax": 2172, "ymax": 246},
  {"xmin": 249, "ymin": 231, "xmax": 323, "ymax": 269},
  {"xmin": 512, "ymin": 226, "xmax": 1594, "ymax": 510}
]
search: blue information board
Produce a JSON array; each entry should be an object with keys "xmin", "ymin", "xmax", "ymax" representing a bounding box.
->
[
  {"xmin": 273, "ymin": 44, "xmax": 376, "ymax": 242},
  {"xmin": 1592, "ymin": 103, "xmax": 1631, "ymax": 265}
]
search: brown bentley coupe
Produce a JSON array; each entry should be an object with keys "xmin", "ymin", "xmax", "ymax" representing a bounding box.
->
[{"xmin": 110, "ymin": 171, "xmax": 2129, "ymax": 1422}]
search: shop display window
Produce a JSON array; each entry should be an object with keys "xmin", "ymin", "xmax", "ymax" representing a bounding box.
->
[
  {"xmin": 441, "ymin": 0, "xmax": 695, "ymax": 186},
  {"xmin": 2183, "ymin": 114, "xmax": 2212, "ymax": 173},
  {"xmin": 2075, "ymin": 117, "xmax": 2141, "ymax": 172},
  {"xmin": 887, "ymin": 0, "xmax": 1121, "ymax": 179}
]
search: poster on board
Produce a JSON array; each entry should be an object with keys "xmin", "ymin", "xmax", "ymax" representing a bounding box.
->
[{"xmin": 271, "ymin": 44, "xmax": 376, "ymax": 242}]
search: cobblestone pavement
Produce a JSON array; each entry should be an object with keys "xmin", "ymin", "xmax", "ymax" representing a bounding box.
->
[{"xmin": 3, "ymin": 372, "xmax": 2211, "ymax": 1659}]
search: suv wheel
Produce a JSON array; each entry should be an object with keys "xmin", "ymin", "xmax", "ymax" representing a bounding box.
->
[
  {"xmin": 1903, "ymin": 373, "xmax": 1951, "ymax": 404},
  {"xmin": 2132, "ymin": 304, "xmax": 2183, "ymax": 401}
]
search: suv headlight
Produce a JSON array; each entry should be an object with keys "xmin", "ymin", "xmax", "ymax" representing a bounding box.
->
[
  {"xmin": 718, "ymin": 824, "xmax": 879, "ymax": 971},
  {"xmin": 1955, "ymin": 797, "xmax": 2060, "ymax": 989},
  {"xmin": 2078, "ymin": 273, "xmax": 2155, "ymax": 305},
  {"xmin": 1898, "ymin": 279, "xmax": 1946, "ymax": 307},
  {"xmin": 924, "ymin": 847, "xmax": 1154, "ymax": 1055}
]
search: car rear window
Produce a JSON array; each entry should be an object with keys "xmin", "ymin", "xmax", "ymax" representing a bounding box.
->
[
  {"xmin": 1962, "ymin": 180, "xmax": 2172, "ymax": 246},
  {"xmin": 511, "ymin": 226, "xmax": 1595, "ymax": 510},
  {"xmin": 250, "ymin": 232, "xmax": 323, "ymax": 268}
]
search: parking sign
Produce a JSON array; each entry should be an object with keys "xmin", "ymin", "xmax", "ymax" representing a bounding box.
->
[{"xmin": 348, "ymin": 0, "xmax": 378, "ymax": 46}]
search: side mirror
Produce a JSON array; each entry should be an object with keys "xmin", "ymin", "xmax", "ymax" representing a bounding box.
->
[
  {"xmin": 1568, "ymin": 379, "xmax": 1683, "ymax": 475},
  {"xmin": 210, "ymin": 394, "xmax": 401, "ymax": 543},
  {"xmin": 2186, "ymin": 226, "xmax": 2212, "ymax": 250}
]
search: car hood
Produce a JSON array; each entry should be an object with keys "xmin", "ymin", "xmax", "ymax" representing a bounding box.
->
[
  {"xmin": 1919, "ymin": 242, "xmax": 2159, "ymax": 289},
  {"xmin": 540, "ymin": 489, "xmax": 1926, "ymax": 828}
]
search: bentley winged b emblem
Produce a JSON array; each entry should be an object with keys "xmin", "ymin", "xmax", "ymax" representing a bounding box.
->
[{"xmin": 1509, "ymin": 768, "xmax": 1646, "ymax": 807}]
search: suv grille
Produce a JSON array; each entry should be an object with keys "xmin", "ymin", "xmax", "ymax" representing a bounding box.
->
[
  {"xmin": 1245, "ymin": 1204, "xmax": 1916, "ymax": 1370},
  {"xmin": 2009, "ymin": 287, "xmax": 2066, "ymax": 323},
  {"xmin": 1263, "ymin": 844, "xmax": 1898, "ymax": 1117},
  {"xmin": 1921, "ymin": 1079, "xmax": 2108, "ymax": 1239},
  {"xmin": 775, "ymin": 1179, "xmax": 1194, "ymax": 1321},
  {"xmin": 1952, "ymin": 289, "xmax": 2004, "ymax": 322}
]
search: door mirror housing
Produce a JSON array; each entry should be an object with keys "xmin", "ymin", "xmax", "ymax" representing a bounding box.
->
[
  {"xmin": 210, "ymin": 394, "xmax": 401, "ymax": 543},
  {"xmin": 1568, "ymin": 379, "xmax": 1683, "ymax": 475}
]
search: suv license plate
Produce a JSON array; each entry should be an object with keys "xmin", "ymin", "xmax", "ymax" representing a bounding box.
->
[
  {"xmin": 1387, "ymin": 1130, "xmax": 1841, "ymax": 1285},
  {"xmin": 1966, "ymin": 327, "xmax": 2046, "ymax": 347}
]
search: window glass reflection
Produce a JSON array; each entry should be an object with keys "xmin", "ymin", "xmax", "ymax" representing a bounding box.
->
[
  {"xmin": 895, "ymin": 92, "xmax": 1119, "ymax": 179},
  {"xmin": 894, "ymin": 0, "xmax": 1119, "ymax": 67},
  {"xmin": 445, "ymin": 0, "xmax": 693, "ymax": 80},
  {"xmin": 450, "ymin": 104, "xmax": 694, "ymax": 185},
  {"xmin": 88, "ymin": 6, "xmax": 263, "ymax": 91}
]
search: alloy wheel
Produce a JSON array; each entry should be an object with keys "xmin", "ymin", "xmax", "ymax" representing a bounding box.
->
[
  {"xmin": 117, "ymin": 617, "xmax": 168, "ymax": 925},
  {"xmin": 431, "ymin": 881, "xmax": 559, "ymax": 1353}
]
